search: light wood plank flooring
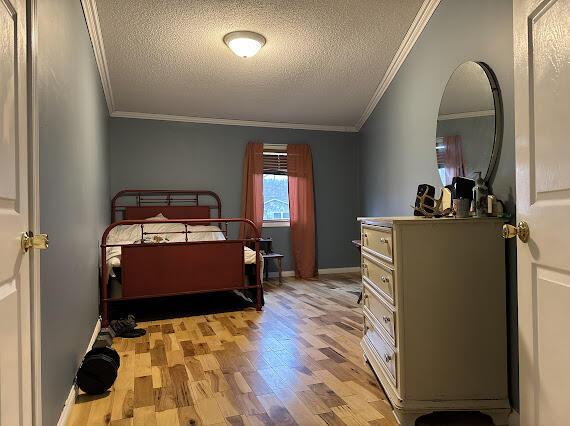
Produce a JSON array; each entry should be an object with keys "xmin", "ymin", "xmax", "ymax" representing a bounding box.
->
[{"xmin": 68, "ymin": 274, "xmax": 496, "ymax": 426}]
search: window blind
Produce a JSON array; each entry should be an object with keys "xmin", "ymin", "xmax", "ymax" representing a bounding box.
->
[
  {"xmin": 436, "ymin": 137, "xmax": 445, "ymax": 168},
  {"xmin": 436, "ymin": 150, "xmax": 445, "ymax": 168},
  {"xmin": 263, "ymin": 149, "xmax": 287, "ymax": 175}
]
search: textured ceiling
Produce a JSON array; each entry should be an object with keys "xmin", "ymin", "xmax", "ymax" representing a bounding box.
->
[{"xmin": 94, "ymin": 0, "xmax": 424, "ymax": 129}]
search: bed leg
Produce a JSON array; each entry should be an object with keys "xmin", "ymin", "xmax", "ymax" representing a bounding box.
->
[{"xmin": 256, "ymin": 287, "xmax": 262, "ymax": 311}]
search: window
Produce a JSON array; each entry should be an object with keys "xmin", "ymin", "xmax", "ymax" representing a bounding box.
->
[
  {"xmin": 436, "ymin": 137, "xmax": 446, "ymax": 183},
  {"xmin": 263, "ymin": 145, "xmax": 290, "ymax": 227}
]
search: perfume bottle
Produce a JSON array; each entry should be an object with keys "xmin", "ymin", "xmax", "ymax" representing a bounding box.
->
[{"xmin": 473, "ymin": 172, "xmax": 488, "ymax": 217}]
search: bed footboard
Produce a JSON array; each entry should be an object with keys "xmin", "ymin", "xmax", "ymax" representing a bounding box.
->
[{"xmin": 121, "ymin": 241, "xmax": 245, "ymax": 297}]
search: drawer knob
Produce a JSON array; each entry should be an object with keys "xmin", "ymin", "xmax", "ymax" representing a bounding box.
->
[
  {"xmin": 380, "ymin": 237, "xmax": 388, "ymax": 244},
  {"xmin": 381, "ymin": 275, "xmax": 389, "ymax": 283},
  {"xmin": 382, "ymin": 316, "xmax": 391, "ymax": 323},
  {"xmin": 384, "ymin": 354, "xmax": 392, "ymax": 363}
]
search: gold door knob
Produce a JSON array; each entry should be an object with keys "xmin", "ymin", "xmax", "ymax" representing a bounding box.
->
[
  {"xmin": 502, "ymin": 221, "xmax": 529, "ymax": 243},
  {"xmin": 21, "ymin": 231, "xmax": 49, "ymax": 252}
]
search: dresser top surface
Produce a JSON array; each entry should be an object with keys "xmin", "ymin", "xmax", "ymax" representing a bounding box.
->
[{"xmin": 358, "ymin": 216, "xmax": 507, "ymax": 227}]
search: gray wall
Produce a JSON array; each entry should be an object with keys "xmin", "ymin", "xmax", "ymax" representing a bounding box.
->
[
  {"xmin": 358, "ymin": 0, "xmax": 518, "ymax": 408},
  {"xmin": 38, "ymin": 0, "xmax": 110, "ymax": 423},
  {"xmin": 109, "ymin": 118, "xmax": 360, "ymax": 271}
]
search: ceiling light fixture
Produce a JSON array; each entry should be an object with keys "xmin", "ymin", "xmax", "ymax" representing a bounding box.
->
[{"xmin": 223, "ymin": 31, "xmax": 266, "ymax": 58}]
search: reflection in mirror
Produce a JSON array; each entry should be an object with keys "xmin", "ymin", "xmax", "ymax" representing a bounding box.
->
[{"xmin": 436, "ymin": 62, "xmax": 500, "ymax": 186}]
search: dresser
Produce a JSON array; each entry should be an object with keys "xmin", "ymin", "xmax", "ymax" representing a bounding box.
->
[{"xmin": 359, "ymin": 217, "xmax": 511, "ymax": 426}]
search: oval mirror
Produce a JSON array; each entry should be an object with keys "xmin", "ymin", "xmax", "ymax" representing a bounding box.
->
[{"xmin": 435, "ymin": 61, "xmax": 502, "ymax": 186}]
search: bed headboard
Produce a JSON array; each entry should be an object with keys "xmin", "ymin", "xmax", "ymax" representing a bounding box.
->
[{"xmin": 111, "ymin": 189, "xmax": 222, "ymax": 222}]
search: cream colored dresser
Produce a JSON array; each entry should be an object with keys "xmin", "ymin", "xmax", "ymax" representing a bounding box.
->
[{"xmin": 359, "ymin": 217, "xmax": 511, "ymax": 426}]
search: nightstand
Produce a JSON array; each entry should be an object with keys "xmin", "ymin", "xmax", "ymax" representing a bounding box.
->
[{"xmin": 262, "ymin": 252, "xmax": 284, "ymax": 284}]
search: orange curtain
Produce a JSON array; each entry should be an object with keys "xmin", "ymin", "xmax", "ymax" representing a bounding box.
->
[
  {"xmin": 443, "ymin": 135, "xmax": 465, "ymax": 185},
  {"xmin": 287, "ymin": 144, "xmax": 317, "ymax": 278},
  {"xmin": 239, "ymin": 142, "xmax": 264, "ymax": 239}
]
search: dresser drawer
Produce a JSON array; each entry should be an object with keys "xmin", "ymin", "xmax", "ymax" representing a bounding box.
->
[
  {"xmin": 363, "ymin": 282, "xmax": 396, "ymax": 343},
  {"xmin": 362, "ymin": 225, "xmax": 393, "ymax": 262},
  {"xmin": 364, "ymin": 312, "xmax": 397, "ymax": 385},
  {"xmin": 362, "ymin": 253, "xmax": 394, "ymax": 303}
]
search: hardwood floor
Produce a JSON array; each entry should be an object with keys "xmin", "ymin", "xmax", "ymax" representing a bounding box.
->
[{"xmin": 68, "ymin": 274, "xmax": 495, "ymax": 426}]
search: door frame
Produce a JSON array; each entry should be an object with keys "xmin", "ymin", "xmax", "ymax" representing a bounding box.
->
[{"xmin": 27, "ymin": 0, "xmax": 42, "ymax": 423}]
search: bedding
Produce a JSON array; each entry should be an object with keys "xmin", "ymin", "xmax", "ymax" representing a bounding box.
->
[{"xmin": 105, "ymin": 214, "xmax": 261, "ymax": 275}]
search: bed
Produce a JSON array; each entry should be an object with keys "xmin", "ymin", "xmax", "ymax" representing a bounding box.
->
[{"xmin": 99, "ymin": 189, "xmax": 263, "ymax": 326}]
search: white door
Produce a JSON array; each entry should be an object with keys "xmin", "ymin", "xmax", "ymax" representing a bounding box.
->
[
  {"xmin": 0, "ymin": 0, "xmax": 33, "ymax": 424},
  {"xmin": 514, "ymin": 0, "xmax": 570, "ymax": 425}
]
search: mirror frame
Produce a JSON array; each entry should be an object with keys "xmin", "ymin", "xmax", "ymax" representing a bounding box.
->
[
  {"xmin": 438, "ymin": 61, "xmax": 504, "ymax": 183},
  {"xmin": 477, "ymin": 62, "xmax": 503, "ymax": 183}
]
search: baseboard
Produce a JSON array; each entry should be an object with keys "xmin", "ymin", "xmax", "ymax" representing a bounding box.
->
[
  {"xmin": 56, "ymin": 317, "xmax": 101, "ymax": 426},
  {"xmin": 319, "ymin": 266, "xmax": 361, "ymax": 274},
  {"xmin": 266, "ymin": 266, "xmax": 360, "ymax": 278},
  {"xmin": 266, "ymin": 270, "xmax": 296, "ymax": 278},
  {"xmin": 509, "ymin": 410, "xmax": 520, "ymax": 426}
]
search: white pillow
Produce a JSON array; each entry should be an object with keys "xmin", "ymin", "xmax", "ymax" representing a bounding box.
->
[{"xmin": 146, "ymin": 212, "xmax": 168, "ymax": 221}]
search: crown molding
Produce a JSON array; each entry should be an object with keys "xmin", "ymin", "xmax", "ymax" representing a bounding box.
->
[
  {"xmin": 354, "ymin": 0, "xmax": 441, "ymax": 131},
  {"xmin": 111, "ymin": 110, "xmax": 358, "ymax": 132},
  {"xmin": 437, "ymin": 109, "xmax": 495, "ymax": 121},
  {"xmin": 81, "ymin": 0, "xmax": 115, "ymax": 112}
]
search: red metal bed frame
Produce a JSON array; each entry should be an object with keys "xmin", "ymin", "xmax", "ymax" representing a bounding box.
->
[{"xmin": 100, "ymin": 190, "xmax": 261, "ymax": 326}]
